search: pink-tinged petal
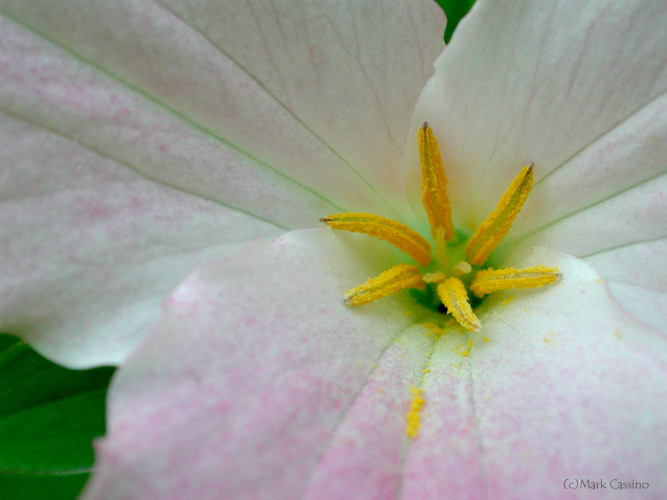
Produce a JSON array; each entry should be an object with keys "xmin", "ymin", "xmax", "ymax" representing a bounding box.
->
[
  {"xmin": 404, "ymin": 248, "xmax": 667, "ymax": 499},
  {"xmin": 0, "ymin": 109, "xmax": 282, "ymax": 367},
  {"xmin": 1, "ymin": 0, "xmax": 444, "ymax": 219},
  {"xmin": 84, "ymin": 228, "xmax": 430, "ymax": 499},
  {"xmin": 405, "ymin": 0, "xmax": 666, "ymax": 326},
  {"xmin": 85, "ymin": 236, "xmax": 666, "ymax": 499},
  {"xmin": 299, "ymin": 325, "xmax": 430, "ymax": 500},
  {"xmin": 0, "ymin": 0, "xmax": 444, "ymax": 366}
]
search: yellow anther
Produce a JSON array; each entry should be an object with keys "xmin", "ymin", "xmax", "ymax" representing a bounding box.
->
[
  {"xmin": 465, "ymin": 165, "xmax": 534, "ymax": 265},
  {"xmin": 437, "ymin": 277, "xmax": 482, "ymax": 332},
  {"xmin": 323, "ymin": 129, "xmax": 559, "ymax": 331},
  {"xmin": 406, "ymin": 386, "xmax": 425, "ymax": 438},
  {"xmin": 418, "ymin": 123, "xmax": 455, "ymax": 240},
  {"xmin": 470, "ymin": 265, "xmax": 560, "ymax": 297},
  {"xmin": 451, "ymin": 260, "xmax": 472, "ymax": 277},
  {"xmin": 321, "ymin": 212, "xmax": 432, "ymax": 266},
  {"xmin": 344, "ymin": 263, "xmax": 425, "ymax": 306}
]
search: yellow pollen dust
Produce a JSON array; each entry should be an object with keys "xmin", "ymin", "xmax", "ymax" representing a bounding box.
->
[
  {"xmin": 423, "ymin": 322, "xmax": 447, "ymax": 337},
  {"xmin": 405, "ymin": 386, "xmax": 425, "ymax": 438},
  {"xmin": 460, "ymin": 339, "xmax": 473, "ymax": 357},
  {"xmin": 320, "ymin": 123, "xmax": 559, "ymax": 335}
]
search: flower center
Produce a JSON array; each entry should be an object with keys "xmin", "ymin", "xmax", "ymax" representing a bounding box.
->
[{"xmin": 321, "ymin": 123, "xmax": 559, "ymax": 332}]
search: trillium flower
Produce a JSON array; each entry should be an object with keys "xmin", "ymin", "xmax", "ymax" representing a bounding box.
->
[
  {"xmin": 2, "ymin": 0, "xmax": 665, "ymax": 499},
  {"xmin": 320, "ymin": 126, "xmax": 560, "ymax": 333}
]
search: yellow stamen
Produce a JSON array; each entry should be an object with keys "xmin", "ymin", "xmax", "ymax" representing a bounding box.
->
[
  {"xmin": 321, "ymin": 212, "xmax": 432, "ymax": 266},
  {"xmin": 418, "ymin": 123, "xmax": 455, "ymax": 240},
  {"xmin": 405, "ymin": 386, "xmax": 425, "ymax": 438},
  {"xmin": 470, "ymin": 266, "xmax": 560, "ymax": 297},
  {"xmin": 423, "ymin": 271, "xmax": 446, "ymax": 284},
  {"xmin": 344, "ymin": 264, "xmax": 424, "ymax": 306},
  {"xmin": 436, "ymin": 277, "xmax": 482, "ymax": 332},
  {"xmin": 465, "ymin": 165, "xmax": 534, "ymax": 265},
  {"xmin": 451, "ymin": 260, "xmax": 472, "ymax": 277},
  {"xmin": 435, "ymin": 226, "xmax": 449, "ymax": 268}
]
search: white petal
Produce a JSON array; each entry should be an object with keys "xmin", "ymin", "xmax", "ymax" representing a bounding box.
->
[
  {"xmin": 84, "ymin": 228, "xmax": 428, "ymax": 499},
  {"xmin": 0, "ymin": 114, "xmax": 281, "ymax": 367},
  {"xmin": 84, "ymin": 239, "xmax": 667, "ymax": 498},
  {"xmin": 2, "ymin": 0, "xmax": 445, "ymax": 219},
  {"xmin": 0, "ymin": 0, "xmax": 444, "ymax": 366},
  {"xmin": 405, "ymin": 0, "xmax": 667, "ymax": 326},
  {"xmin": 403, "ymin": 247, "xmax": 667, "ymax": 498}
]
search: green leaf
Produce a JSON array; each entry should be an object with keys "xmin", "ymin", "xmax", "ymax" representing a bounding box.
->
[
  {"xmin": 434, "ymin": 0, "xmax": 477, "ymax": 43},
  {"xmin": 0, "ymin": 333, "xmax": 114, "ymax": 497},
  {"xmin": 0, "ymin": 474, "xmax": 91, "ymax": 500}
]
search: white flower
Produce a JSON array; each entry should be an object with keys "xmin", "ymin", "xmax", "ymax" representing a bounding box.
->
[{"xmin": 0, "ymin": 0, "xmax": 665, "ymax": 497}]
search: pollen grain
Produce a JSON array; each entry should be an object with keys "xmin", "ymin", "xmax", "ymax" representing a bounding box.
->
[{"xmin": 406, "ymin": 386, "xmax": 425, "ymax": 438}]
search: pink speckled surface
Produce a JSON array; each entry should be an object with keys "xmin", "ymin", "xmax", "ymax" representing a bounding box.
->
[
  {"xmin": 85, "ymin": 233, "xmax": 666, "ymax": 499},
  {"xmin": 1, "ymin": 0, "xmax": 665, "ymax": 495},
  {"xmin": 402, "ymin": 247, "xmax": 667, "ymax": 500},
  {"xmin": 85, "ymin": 229, "xmax": 430, "ymax": 499},
  {"xmin": 0, "ymin": 0, "xmax": 444, "ymax": 366}
]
